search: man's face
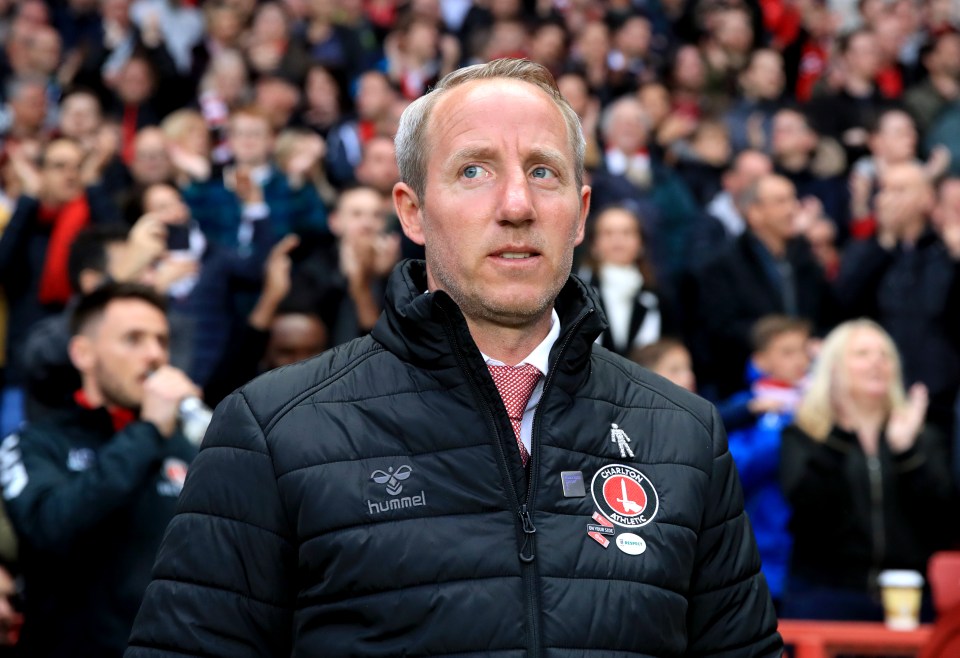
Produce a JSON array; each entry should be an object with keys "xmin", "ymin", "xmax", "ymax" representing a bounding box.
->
[
  {"xmin": 28, "ymin": 28, "xmax": 61, "ymax": 74},
  {"xmin": 229, "ymin": 114, "xmax": 273, "ymax": 165},
  {"xmin": 265, "ymin": 314, "xmax": 328, "ymax": 369},
  {"xmin": 845, "ymin": 32, "xmax": 881, "ymax": 80},
  {"xmin": 771, "ymin": 111, "xmax": 814, "ymax": 158},
  {"xmin": 749, "ymin": 176, "xmax": 798, "ymax": 241},
  {"xmin": 876, "ymin": 163, "xmax": 931, "ymax": 228},
  {"xmin": 557, "ymin": 75, "xmax": 589, "ymax": 118},
  {"xmin": 118, "ymin": 59, "xmax": 153, "ymax": 104},
  {"xmin": 331, "ymin": 187, "xmax": 385, "ymax": 241},
  {"xmin": 872, "ymin": 112, "xmax": 916, "ymax": 163},
  {"xmin": 396, "ymin": 79, "xmax": 589, "ymax": 329},
  {"xmin": 605, "ymin": 101, "xmax": 649, "ymax": 154},
  {"xmin": 11, "ymin": 83, "xmax": 47, "ymax": 133},
  {"xmin": 143, "ymin": 183, "xmax": 187, "ymax": 215},
  {"xmin": 726, "ymin": 151, "xmax": 772, "ymax": 195},
  {"xmin": 59, "ymin": 94, "xmax": 101, "ymax": 138},
  {"xmin": 356, "ymin": 138, "xmax": 400, "ymax": 195},
  {"xmin": 356, "ymin": 73, "xmax": 393, "ymax": 120},
  {"xmin": 755, "ymin": 330, "xmax": 810, "ymax": 385},
  {"xmin": 40, "ymin": 141, "xmax": 84, "ymax": 204},
  {"xmin": 932, "ymin": 33, "xmax": 960, "ymax": 78},
  {"xmin": 615, "ymin": 16, "xmax": 651, "ymax": 59},
  {"xmin": 72, "ymin": 298, "xmax": 169, "ymax": 409},
  {"xmin": 745, "ymin": 50, "xmax": 784, "ymax": 100},
  {"xmin": 132, "ymin": 130, "xmax": 172, "ymax": 184}
]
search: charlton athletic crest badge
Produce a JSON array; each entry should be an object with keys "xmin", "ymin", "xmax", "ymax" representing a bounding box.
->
[{"xmin": 591, "ymin": 464, "xmax": 659, "ymax": 528}]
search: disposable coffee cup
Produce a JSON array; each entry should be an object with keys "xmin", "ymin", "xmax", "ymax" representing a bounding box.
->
[{"xmin": 877, "ymin": 569, "xmax": 924, "ymax": 630}]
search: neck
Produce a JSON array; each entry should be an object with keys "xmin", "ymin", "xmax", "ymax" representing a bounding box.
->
[
  {"xmin": 845, "ymin": 76, "xmax": 874, "ymax": 97},
  {"xmin": 900, "ymin": 218, "xmax": 925, "ymax": 245},
  {"xmin": 777, "ymin": 151, "xmax": 809, "ymax": 172},
  {"xmin": 80, "ymin": 380, "xmax": 106, "ymax": 408},
  {"xmin": 930, "ymin": 72, "xmax": 960, "ymax": 98},
  {"xmin": 838, "ymin": 397, "xmax": 888, "ymax": 435},
  {"xmin": 753, "ymin": 229, "xmax": 787, "ymax": 258},
  {"xmin": 466, "ymin": 312, "xmax": 553, "ymax": 366}
]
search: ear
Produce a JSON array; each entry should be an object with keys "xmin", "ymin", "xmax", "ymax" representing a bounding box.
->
[
  {"xmin": 393, "ymin": 181, "xmax": 425, "ymax": 246},
  {"xmin": 77, "ymin": 269, "xmax": 106, "ymax": 295},
  {"xmin": 574, "ymin": 184, "xmax": 591, "ymax": 247},
  {"xmin": 68, "ymin": 334, "xmax": 94, "ymax": 374}
]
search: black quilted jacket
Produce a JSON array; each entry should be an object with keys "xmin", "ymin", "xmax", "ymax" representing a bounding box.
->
[{"xmin": 127, "ymin": 260, "xmax": 781, "ymax": 657}]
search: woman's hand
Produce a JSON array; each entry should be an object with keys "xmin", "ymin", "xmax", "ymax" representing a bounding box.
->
[{"xmin": 886, "ymin": 383, "xmax": 928, "ymax": 455}]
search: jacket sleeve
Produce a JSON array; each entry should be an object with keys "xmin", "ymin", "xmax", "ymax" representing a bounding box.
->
[
  {"xmin": 686, "ymin": 406, "xmax": 782, "ymax": 657},
  {"xmin": 727, "ymin": 414, "xmax": 785, "ymax": 494},
  {"xmin": 126, "ymin": 391, "xmax": 296, "ymax": 658},
  {"xmin": 0, "ymin": 421, "xmax": 167, "ymax": 554},
  {"xmin": 892, "ymin": 426, "xmax": 958, "ymax": 548},
  {"xmin": 0, "ymin": 195, "xmax": 38, "ymax": 286}
]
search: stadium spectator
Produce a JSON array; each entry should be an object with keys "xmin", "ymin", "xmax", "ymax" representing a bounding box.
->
[
  {"xmin": 0, "ymin": 138, "xmax": 120, "ymax": 434},
  {"xmin": 180, "ymin": 105, "xmax": 327, "ymax": 252},
  {"xmin": 203, "ymin": 234, "xmax": 328, "ymax": 408},
  {"xmin": 836, "ymin": 162, "xmax": 960, "ymax": 435},
  {"xmin": 0, "ymin": 282, "xmax": 199, "ymax": 658},
  {"xmin": 697, "ymin": 173, "xmax": 835, "ymax": 396},
  {"xmin": 593, "ymin": 95, "xmax": 701, "ymax": 278},
  {"xmin": 579, "ymin": 205, "xmax": 674, "ymax": 357},
  {"xmin": 726, "ymin": 315, "xmax": 811, "ymax": 608},
  {"xmin": 725, "ymin": 48, "xmax": 787, "ymax": 153},
  {"xmin": 781, "ymin": 319, "xmax": 955, "ymax": 621},
  {"xmin": 290, "ymin": 184, "xmax": 399, "ymax": 347},
  {"xmin": 630, "ymin": 336, "xmax": 697, "ymax": 393},
  {"xmin": 770, "ymin": 107, "xmax": 850, "ymax": 236},
  {"xmin": 904, "ymin": 30, "xmax": 960, "ymax": 136}
]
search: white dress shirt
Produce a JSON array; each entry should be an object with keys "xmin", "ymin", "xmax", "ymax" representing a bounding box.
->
[{"xmin": 481, "ymin": 309, "xmax": 560, "ymax": 455}]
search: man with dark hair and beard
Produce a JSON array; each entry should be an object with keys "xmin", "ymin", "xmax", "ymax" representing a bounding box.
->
[{"xmin": 0, "ymin": 282, "xmax": 199, "ymax": 658}]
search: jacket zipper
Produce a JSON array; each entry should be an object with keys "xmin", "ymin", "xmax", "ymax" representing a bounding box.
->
[
  {"xmin": 517, "ymin": 308, "xmax": 593, "ymax": 657},
  {"xmin": 445, "ymin": 306, "xmax": 593, "ymax": 658},
  {"xmin": 866, "ymin": 453, "xmax": 885, "ymax": 587}
]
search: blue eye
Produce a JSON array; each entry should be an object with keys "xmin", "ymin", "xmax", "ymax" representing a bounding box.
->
[
  {"xmin": 532, "ymin": 167, "xmax": 555, "ymax": 179},
  {"xmin": 463, "ymin": 165, "xmax": 482, "ymax": 179}
]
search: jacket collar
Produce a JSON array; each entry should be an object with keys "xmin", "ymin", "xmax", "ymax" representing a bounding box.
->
[{"xmin": 371, "ymin": 260, "xmax": 607, "ymax": 389}]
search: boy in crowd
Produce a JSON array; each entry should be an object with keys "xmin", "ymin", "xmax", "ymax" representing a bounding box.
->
[{"xmin": 727, "ymin": 315, "xmax": 812, "ymax": 609}]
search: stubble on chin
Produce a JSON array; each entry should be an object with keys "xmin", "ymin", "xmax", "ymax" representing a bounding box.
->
[{"xmin": 428, "ymin": 247, "xmax": 571, "ymax": 330}]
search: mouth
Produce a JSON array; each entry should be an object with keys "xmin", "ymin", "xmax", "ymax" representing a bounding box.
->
[{"xmin": 492, "ymin": 247, "xmax": 541, "ymax": 261}]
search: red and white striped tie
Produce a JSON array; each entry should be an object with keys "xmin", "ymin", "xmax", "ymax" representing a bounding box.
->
[{"xmin": 487, "ymin": 364, "xmax": 543, "ymax": 466}]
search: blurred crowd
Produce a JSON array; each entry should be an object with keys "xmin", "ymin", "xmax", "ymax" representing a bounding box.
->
[{"xmin": 0, "ymin": 0, "xmax": 957, "ymax": 653}]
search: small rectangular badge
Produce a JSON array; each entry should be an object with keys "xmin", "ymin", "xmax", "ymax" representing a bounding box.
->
[
  {"xmin": 588, "ymin": 531, "xmax": 610, "ymax": 548},
  {"xmin": 560, "ymin": 471, "xmax": 586, "ymax": 497},
  {"xmin": 587, "ymin": 524, "xmax": 615, "ymax": 535}
]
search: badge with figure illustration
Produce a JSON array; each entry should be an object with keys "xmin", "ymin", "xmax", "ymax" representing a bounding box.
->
[{"xmin": 590, "ymin": 463, "xmax": 659, "ymax": 529}]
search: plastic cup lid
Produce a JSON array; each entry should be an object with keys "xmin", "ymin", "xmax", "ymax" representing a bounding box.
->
[{"xmin": 877, "ymin": 569, "xmax": 924, "ymax": 588}]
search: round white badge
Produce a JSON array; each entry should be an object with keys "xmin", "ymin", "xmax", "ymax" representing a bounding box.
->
[{"xmin": 616, "ymin": 533, "xmax": 646, "ymax": 555}]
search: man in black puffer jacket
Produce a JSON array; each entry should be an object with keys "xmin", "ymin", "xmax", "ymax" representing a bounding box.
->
[
  {"xmin": 128, "ymin": 59, "xmax": 781, "ymax": 657},
  {"xmin": 2, "ymin": 283, "xmax": 200, "ymax": 658}
]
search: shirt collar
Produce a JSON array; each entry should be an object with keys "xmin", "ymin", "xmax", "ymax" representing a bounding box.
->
[{"xmin": 480, "ymin": 308, "xmax": 560, "ymax": 376}]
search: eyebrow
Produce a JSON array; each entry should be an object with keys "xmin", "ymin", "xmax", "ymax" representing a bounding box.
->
[{"xmin": 448, "ymin": 145, "xmax": 571, "ymax": 175}]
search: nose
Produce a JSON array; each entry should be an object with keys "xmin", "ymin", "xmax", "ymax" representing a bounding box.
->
[
  {"xmin": 144, "ymin": 335, "xmax": 168, "ymax": 368},
  {"xmin": 497, "ymin": 170, "xmax": 535, "ymax": 225}
]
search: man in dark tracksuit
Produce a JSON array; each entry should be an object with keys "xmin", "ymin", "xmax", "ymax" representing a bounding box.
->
[
  {"xmin": 1, "ymin": 284, "xmax": 200, "ymax": 658},
  {"xmin": 128, "ymin": 60, "xmax": 781, "ymax": 657}
]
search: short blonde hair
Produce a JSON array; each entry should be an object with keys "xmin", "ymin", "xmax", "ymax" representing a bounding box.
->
[
  {"xmin": 161, "ymin": 109, "xmax": 207, "ymax": 145},
  {"xmin": 394, "ymin": 58, "xmax": 585, "ymax": 201},
  {"xmin": 794, "ymin": 319, "xmax": 907, "ymax": 441}
]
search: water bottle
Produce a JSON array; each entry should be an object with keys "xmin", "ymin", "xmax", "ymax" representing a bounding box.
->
[{"xmin": 179, "ymin": 396, "xmax": 213, "ymax": 447}]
